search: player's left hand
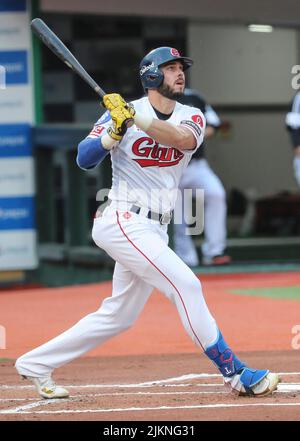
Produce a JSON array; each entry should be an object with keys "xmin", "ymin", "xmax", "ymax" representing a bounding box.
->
[{"xmin": 107, "ymin": 105, "xmax": 135, "ymax": 141}]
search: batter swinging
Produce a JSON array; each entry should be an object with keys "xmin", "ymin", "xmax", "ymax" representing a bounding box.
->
[{"xmin": 15, "ymin": 47, "xmax": 279, "ymax": 399}]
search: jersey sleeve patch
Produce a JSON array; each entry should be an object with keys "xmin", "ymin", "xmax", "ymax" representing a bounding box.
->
[
  {"xmin": 191, "ymin": 114, "xmax": 204, "ymax": 127},
  {"xmin": 180, "ymin": 119, "xmax": 203, "ymax": 137},
  {"xmin": 88, "ymin": 125, "xmax": 105, "ymax": 138},
  {"xmin": 87, "ymin": 111, "xmax": 112, "ymax": 139},
  {"xmin": 179, "ymin": 107, "xmax": 206, "ymax": 151}
]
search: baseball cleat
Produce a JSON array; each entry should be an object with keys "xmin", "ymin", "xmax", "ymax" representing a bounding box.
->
[
  {"xmin": 22, "ymin": 375, "xmax": 69, "ymax": 399},
  {"xmin": 202, "ymin": 254, "xmax": 232, "ymax": 266},
  {"xmin": 224, "ymin": 369, "xmax": 280, "ymax": 397}
]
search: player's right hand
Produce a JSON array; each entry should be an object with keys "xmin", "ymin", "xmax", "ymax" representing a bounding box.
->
[
  {"xmin": 107, "ymin": 105, "xmax": 134, "ymax": 141},
  {"xmin": 103, "ymin": 93, "xmax": 127, "ymax": 111}
]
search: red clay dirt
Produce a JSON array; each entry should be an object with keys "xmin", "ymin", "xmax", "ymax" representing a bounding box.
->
[{"xmin": 0, "ymin": 271, "xmax": 300, "ymax": 421}]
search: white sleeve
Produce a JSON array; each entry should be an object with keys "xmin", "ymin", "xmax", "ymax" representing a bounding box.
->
[
  {"xmin": 286, "ymin": 112, "xmax": 300, "ymax": 129},
  {"xmin": 179, "ymin": 106, "xmax": 206, "ymax": 151},
  {"xmin": 291, "ymin": 92, "xmax": 300, "ymax": 113},
  {"xmin": 205, "ymin": 104, "xmax": 221, "ymax": 128}
]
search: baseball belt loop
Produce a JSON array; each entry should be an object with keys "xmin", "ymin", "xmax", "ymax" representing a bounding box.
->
[{"xmin": 160, "ymin": 211, "xmax": 173, "ymax": 225}]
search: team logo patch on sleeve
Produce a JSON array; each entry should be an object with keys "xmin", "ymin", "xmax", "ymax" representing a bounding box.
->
[
  {"xmin": 89, "ymin": 125, "xmax": 105, "ymax": 137},
  {"xmin": 191, "ymin": 114, "xmax": 204, "ymax": 127}
]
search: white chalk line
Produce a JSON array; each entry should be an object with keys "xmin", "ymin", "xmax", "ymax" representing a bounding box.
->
[
  {"xmin": 1, "ymin": 383, "xmax": 299, "ymax": 415},
  {"xmin": 0, "ymin": 373, "xmax": 216, "ymax": 390},
  {"xmin": 1, "ymin": 371, "xmax": 299, "ymax": 391},
  {"xmin": 3, "ymin": 402, "xmax": 300, "ymax": 415},
  {"xmin": 0, "ymin": 383, "xmax": 298, "ymax": 403},
  {"xmin": 0, "ymin": 383, "xmax": 222, "ymax": 390},
  {"xmin": 0, "ymin": 399, "xmax": 63, "ymax": 414},
  {"xmin": 1, "ymin": 371, "xmax": 299, "ymax": 415},
  {"xmin": 0, "ymin": 390, "xmax": 228, "ymax": 404}
]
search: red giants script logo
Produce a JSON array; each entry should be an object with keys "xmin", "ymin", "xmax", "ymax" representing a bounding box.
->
[
  {"xmin": 132, "ymin": 137, "xmax": 184, "ymax": 168},
  {"xmin": 192, "ymin": 114, "xmax": 204, "ymax": 128}
]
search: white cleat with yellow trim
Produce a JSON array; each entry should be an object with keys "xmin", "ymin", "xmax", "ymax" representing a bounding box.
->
[{"xmin": 22, "ymin": 375, "xmax": 69, "ymax": 399}]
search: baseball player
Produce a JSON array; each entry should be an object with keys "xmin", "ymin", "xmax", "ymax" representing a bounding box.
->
[
  {"xmin": 286, "ymin": 91, "xmax": 300, "ymax": 187},
  {"xmin": 15, "ymin": 47, "xmax": 278, "ymax": 399},
  {"xmin": 174, "ymin": 89, "xmax": 231, "ymax": 266}
]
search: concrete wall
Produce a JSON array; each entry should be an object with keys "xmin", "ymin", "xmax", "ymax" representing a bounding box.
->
[
  {"xmin": 188, "ymin": 24, "xmax": 297, "ymax": 105},
  {"xmin": 40, "ymin": 0, "xmax": 300, "ymax": 26},
  {"xmin": 206, "ymin": 112, "xmax": 298, "ymax": 196},
  {"xmin": 188, "ymin": 24, "xmax": 299, "ymax": 196}
]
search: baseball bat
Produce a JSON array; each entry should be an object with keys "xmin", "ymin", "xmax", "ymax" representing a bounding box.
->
[{"xmin": 31, "ymin": 18, "xmax": 106, "ymax": 101}]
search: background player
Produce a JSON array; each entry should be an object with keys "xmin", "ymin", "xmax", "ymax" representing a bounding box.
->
[
  {"xmin": 15, "ymin": 47, "xmax": 278, "ymax": 399},
  {"xmin": 174, "ymin": 89, "xmax": 231, "ymax": 266},
  {"xmin": 286, "ymin": 91, "xmax": 300, "ymax": 187}
]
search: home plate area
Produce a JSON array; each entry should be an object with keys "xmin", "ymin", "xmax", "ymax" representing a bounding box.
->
[{"xmin": 1, "ymin": 359, "xmax": 300, "ymax": 421}]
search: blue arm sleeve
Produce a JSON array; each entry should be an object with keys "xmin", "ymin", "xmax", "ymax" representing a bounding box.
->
[{"xmin": 76, "ymin": 137, "xmax": 109, "ymax": 170}]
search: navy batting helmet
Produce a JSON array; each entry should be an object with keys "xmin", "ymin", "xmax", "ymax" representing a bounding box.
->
[{"xmin": 139, "ymin": 47, "xmax": 193, "ymax": 90}]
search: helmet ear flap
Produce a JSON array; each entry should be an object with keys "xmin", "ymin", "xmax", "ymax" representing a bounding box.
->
[{"xmin": 141, "ymin": 67, "xmax": 164, "ymax": 90}]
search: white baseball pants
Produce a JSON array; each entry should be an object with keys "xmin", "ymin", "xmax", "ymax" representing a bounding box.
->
[
  {"xmin": 174, "ymin": 159, "xmax": 227, "ymax": 266},
  {"xmin": 16, "ymin": 202, "xmax": 218, "ymax": 377},
  {"xmin": 293, "ymin": 156, "xmax": 300, "ymax": 187}
]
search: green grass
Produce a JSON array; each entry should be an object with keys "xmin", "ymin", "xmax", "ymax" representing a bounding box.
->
[
  {"xmin": 193, "ymin": 263, "xmax": 300, "ymax": 274},
  {"xmin": 0, "ymin": 358, "xmax": 13, "ymax": 363},
  {"xmin": 232, "ymin": 286, "xmax": 300, "ymax": 300}
]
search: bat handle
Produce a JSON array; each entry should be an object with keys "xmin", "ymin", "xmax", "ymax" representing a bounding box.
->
[{"xmin": 94, "ymin": 85, "xmax": 105, "ymax": 98}]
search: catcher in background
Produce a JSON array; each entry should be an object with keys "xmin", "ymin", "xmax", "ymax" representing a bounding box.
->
[
  {"xmin": 174, "ymin": 89, "xmax": 231, "ymax": 266},
  {"xmin": 286, "ymin": 91, "xmax": 300, "ymax": 187}
]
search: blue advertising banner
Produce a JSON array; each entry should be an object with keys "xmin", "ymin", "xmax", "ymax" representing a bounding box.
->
[
  {"xmin": 0, "ymin": 124, "xmax": 32, "ymax": 157},
  {"xmin": 0, "ymin": 1, "xmax": 37, "ymax": 270},
  {"xmin": 0, "ymin": 0, "xmax": 26, "ymax": 12},
  {"xmin": 0, "ymin": 196, "xmax": 35, "ymax": 230},
  {"xmin": 0, "ymin": 50, "xmax": 28, "ymax": 85}
]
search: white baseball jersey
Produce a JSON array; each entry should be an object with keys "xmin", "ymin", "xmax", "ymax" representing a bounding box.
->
[
  {"xmin": 286, "ymin": 92, "xmax": 300, "ymax": 129},
  {"xmin": 88, "ymin": 96, "xmax": 206, "ymax": 213}
]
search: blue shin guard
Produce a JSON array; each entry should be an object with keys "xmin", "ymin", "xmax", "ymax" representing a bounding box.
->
[
  {"xmin": 205, "ymin": 330, "xmax": 269, "ymax": 393},
  {"xmin": 205, "ymin": 330, "xmax": 245, "ymax": 377}
]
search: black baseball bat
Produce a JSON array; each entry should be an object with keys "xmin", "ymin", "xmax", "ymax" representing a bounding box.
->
[{"xmin": 31, "ymin": 18, "xmax": 106, "ymax": 101}]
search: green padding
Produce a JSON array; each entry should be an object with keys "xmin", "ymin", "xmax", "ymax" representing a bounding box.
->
[
  {"xmin": 193, "ymin": 263, "xmax": 300, "ymax": 274},
  {"xmin": 232, "ymin": 286, "xmax": 300, "ymax": 300}
]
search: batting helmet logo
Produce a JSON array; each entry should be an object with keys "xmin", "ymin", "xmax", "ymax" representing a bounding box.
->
[
  {"xmin": 139, "ymin": 62, "xmax": 155, "ymax": 76},
  {"xmin": 170, "ymin": 48, "xmax": 180, "ymax": 57}
]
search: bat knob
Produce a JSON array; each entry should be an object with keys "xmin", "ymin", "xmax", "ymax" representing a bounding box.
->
[{"xmin": 125, "ymin": 118, "xmax": 134, "ymax": 128}]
